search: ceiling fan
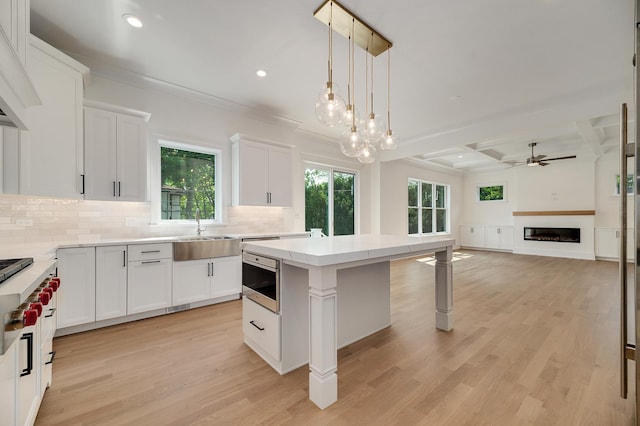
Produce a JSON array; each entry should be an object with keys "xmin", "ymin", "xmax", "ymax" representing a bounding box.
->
[{"xmin": 507, "ymin": 142, "xmax": 577, "ymax": 167}]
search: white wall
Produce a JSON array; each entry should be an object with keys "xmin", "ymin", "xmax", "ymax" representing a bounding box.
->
[
  {"xmin": 379, "ymin": 160, "xmax": 463, "ymax": 240},
  {"xmin": 595, "ymin": 150, "xmax": 631, "ymax": 228}
]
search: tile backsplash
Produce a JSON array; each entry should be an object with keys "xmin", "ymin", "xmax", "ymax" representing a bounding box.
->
[{"xmin": 0, "ymin": 194, "xmax": 292, "ymax": 245}]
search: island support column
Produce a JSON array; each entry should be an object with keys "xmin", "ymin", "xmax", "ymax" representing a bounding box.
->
[
  {"xmin": 435, "ymin": 246, "xmax": 454, "ymax": 331},
  {"xmin": 308, "ymin": 265, "xmax": 338, "ymax": 409}
]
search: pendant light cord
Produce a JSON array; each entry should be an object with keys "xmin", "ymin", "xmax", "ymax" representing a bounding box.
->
[
  {"xmin": 387, "ymin": 44, "xmax": 391, "ymax": 129},
  {"xmin": 328, "ymin": 2, "xmax": 333, "ymax": 92}
]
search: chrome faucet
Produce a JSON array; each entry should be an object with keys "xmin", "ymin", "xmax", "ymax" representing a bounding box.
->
[{"xmin": 195, "ymin": 208, "xmax": 203, "ymax": 235}]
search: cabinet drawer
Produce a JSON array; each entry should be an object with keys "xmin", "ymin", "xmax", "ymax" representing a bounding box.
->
[
  {"xmin": 242, "ymin": 297, "xmax": 280, "ymax": 361},
  {"xmin": 128, "ymin": 243, "xmax": 172, "ymax": 261}
]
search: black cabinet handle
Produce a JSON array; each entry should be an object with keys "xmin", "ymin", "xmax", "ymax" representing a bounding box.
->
[
  {"xmin": 45, "ymin": 350, "xmax": 56, "ymax": 365},
  {"xmin": 118, "ymin": 181, "xmax": 121, "ymax": 197},
  {"xmin": 141, "ymin": 260, "xmax": 161, "ymax": 264},
  {"xmin": 20, "ymin": 332, "xmax": 33, "ymax": 377},
  {"xmin": 141, "ymin": 250, "xmax": 161, "ymax": 254},
  {"xmin": 210, "ymin": 262, "xmax": 214, "ymax": 277},
  {"xmin": 45, "ymin": 308, "xmax": 56, "ymax": 318},
  {"xmin": 249, "ymin": 320, "xmax": 265, "ymax": 331},
  {"xmin": 123, "ymin": 250, "xmax": 126, "ymax": 267},
  {"xmin": 80, "ymin": 174, "xmax": 85, "ymax": 195},
  {"xmin": 113, "ymin": 181, "xmax": 116, "ymax": 197}
]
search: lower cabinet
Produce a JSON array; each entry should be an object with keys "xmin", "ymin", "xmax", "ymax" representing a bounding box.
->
[
  {"xmin": 460, "ymin": 225, "xmax": 513, "ymax": 251},
  {"xmin": 595, "ymin": 228, "xmax": 634, "ymax": 260},
  {"xmin": 18, "ymin": 325, "xmax": 40, "ymax": 426},
  {"xmin": 56, "ymin": 247, "xmax": 96, "ymax": 328},
  {"xmin": 0, "ymin": 342, "xmax": 17, "ymax": 426},
  {"xmin": 242, "ymin": 297, "xmax": 281, "ymax": 361},
  {"xmin": 460, "ymin": 225, "xmax": 486, "ymax": 248},
  {"xmin": 172, "ymin": 256, "xmax": 241, "ymax": 305},
  {"xmin": 127, "ymin": 258, "xmax": 172, "ymax": 314},
  {"xmin": 96, "ymin": 245, "xmax": 128, "ymax": 321}
]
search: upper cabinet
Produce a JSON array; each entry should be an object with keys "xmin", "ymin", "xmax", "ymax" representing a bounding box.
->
[
  {"xmin": 231, "ymin": 134, "xmax": 292, "ymax": 207},
  {"xmin": 84, "ymin": 103, "xmax": 150, "ymax": 201},
  {"xmin": 18, "ymin": 35, "xmax": 89, "ymax": 198},
  {"xmin": 0, "ymin": 0, "xmax": 40, "ymax": 129}
]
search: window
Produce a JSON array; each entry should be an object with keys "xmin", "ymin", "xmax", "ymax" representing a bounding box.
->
[
  {"xmin": 160, "ymin": 145, "xmax": 218, "ymax": 221},
  {"xmin": 305, "ymin": 165, "xmax": 357, "ymax": 236},
  {"xmin": 408, "ymin": 179, "xmax": 449, "ymax": 235},
  {"xmin": 616, "ymin": 174, "xmax": 634, "ymax": 195},
  {"xmin": 478, "ymin": 184, "xmax": 504, "ymax": 202}
]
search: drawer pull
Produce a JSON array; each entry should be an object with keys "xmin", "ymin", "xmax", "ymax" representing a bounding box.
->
[
  {"xmin": 141, "ymin": 260, "xmax": 161, "ymax": 264},
  {"xmin": 44, "ymin": 308, "xmax": 56, "ymax": 318},
  {"xmin": 141, "ymin": 250, "xmax": 161, "ymax": 254},
  {"xmin": 249, "ymin": 320, "xmax": 265, "ymax": 331},
  {"xmin": 45, "ymin": 351, "xmax": 56, "ymax": 365}
]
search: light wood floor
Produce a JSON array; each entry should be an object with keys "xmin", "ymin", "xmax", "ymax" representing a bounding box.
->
[{"xmin": 36, "ymin": 251, "xmax": 636, "ymax": 425}]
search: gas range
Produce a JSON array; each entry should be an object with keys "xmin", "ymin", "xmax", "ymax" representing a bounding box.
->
[{"xmin": 0, "ymin": 258, "xmax": 34, "ymax": 285}]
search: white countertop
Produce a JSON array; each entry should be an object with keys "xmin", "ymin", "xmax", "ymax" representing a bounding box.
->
[{"xmin": 242, "ymin": 234, "xmax": 455, "ymax": 267}]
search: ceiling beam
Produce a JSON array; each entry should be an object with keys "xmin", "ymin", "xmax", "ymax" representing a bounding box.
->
[{"xmin": 574, "ymin": 120, "xmax": 603, "ymax": 156}]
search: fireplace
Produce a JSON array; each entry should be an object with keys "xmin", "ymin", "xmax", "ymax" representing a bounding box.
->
[{"xmin": 524, "ymin": 227, "xmax": 580, "ymax": 243}]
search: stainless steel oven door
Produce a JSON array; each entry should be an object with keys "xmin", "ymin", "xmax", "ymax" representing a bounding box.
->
[{"xmin": 242, "ymin": 252, "xmax": 279, "ymax": 313}]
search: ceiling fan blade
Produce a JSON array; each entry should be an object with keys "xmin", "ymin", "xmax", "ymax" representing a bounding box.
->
[
  {"xmin": 544, "ymin": 155, "xmax": 577, "ymax": 161},
  {"xmin": 538, "ymin": 161, "xmax": 549, "ymax": 166},
  {"xmin": 533, "ymin": 154, "xmax": 547, "ymax": 161}
]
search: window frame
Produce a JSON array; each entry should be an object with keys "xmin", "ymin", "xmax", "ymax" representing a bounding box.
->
[
  {"xmin": 156, "ymin": 138, "xmax": 222, "ymax": 226},
  {"xmin": 408, "ymin": 178, "xmax": 450, "ymax": 236},
  {"xmin": 304, "ymin": 161, "xmax": 359, "ymax": 237},
  {"xmin": 476, "ymin": 183, "xmax": 507, "ymax": 203}
]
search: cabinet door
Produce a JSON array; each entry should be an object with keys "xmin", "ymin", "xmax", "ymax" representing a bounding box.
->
[
  {"xmin": 267, "ymin": 147, "xmax": 292, "ymax": 207},
  {"xmin": 96, "ymin": 245, "xmax": 128, "ymax": 321},
  {"xmin": 20, "ymin": 38, "xmax": 84, "ymax": 198},
  {"xmin": 57, "ymin": 247, "xmax": 96, "ymax": 328},
  {"xmin": 127, "ymin": 259, "xmax": 172, "ymax": 314},
  {"xmin": 84, "ymin": 107, "xmax": 117, "ymax": 200},
  {"xmin": 211, "ymin": 256, "xmax": 242, "ymax": 298},
  {"xmin": 460, "ymin": 225, "xmax": 485, "ymax": 248},
  {"xmin": 116, "ymin": 114, "xmax": 147, "ymax": 201},
  {"xmin": 485, "ymin": 227, "xmax": 501, "ymax": 249},
  {"xmin": 0, "ymin": 340, "xmax": 17, "ymax": 426},
  {"xmin": 595, "ymin": 228, "xmax": 619, "ymax": 258},
  {"xmin": 235, "ymin": 141, "xmax": 269, "ymax": 206},
  {"xmin": 18, "ymin": 325, "xmax": 39, "ymax": 426},
  {"xmin": 172, "ymin": 259, "xmax": 210, "ymax": 305}
]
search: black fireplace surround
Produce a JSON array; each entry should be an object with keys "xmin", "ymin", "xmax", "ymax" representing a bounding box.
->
[{"xmin": 524, "ymin": 227, "xmax": 580, "ymax": 243}]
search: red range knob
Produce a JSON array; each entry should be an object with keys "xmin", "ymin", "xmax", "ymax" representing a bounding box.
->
[
  {"xmin": 43, "ymin": 287, "xmax": 54, "ymax": 299},
  {"xmin": 50, "ymin": 278, "xmax": 60, "ymax": 290},
  {"xmin": 29, "ymin": 302, "xmax": 43, "ymax": 317},
  {"xmin": 38, "ymin": 292, "xmax": 50, "ymax": 306},
  {"xmin": 23, "ymin": 309, "xmax": 38, "ymax": 326}
]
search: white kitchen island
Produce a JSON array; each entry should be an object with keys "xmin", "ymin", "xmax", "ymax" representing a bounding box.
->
[{"xmin": 242, "ymin": 234, "xmax": 455, "ymax": 410}]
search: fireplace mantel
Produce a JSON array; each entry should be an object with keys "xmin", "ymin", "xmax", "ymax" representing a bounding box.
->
[{"xmin": 512, "ymin": 210, "xmax": 595, "ymax": 216}]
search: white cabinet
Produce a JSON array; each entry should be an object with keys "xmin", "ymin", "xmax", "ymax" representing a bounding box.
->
[
  {"xmin": 0, "ymin": 341, "xmax": 17, "ymax": 426},
  {"xmin": 18, "ymin": 325, "xmax": 39, "ymax": 426},
  {"xmin": 172, "ymin": 255, "xmax": 241, "ymax": 305},
  {"xmin": 127, "ymin": 243, "xmax": 172, "ymax": 314},
  {"xmin": 211, "ymin": 256, "xmax": 242, "ymax": 298},
  {"xmin": 460, "ymin": 225, "xmax": 486, "ymax": 248},
  {"xmin": 231, "ymin": 135, "xmax": 292, "ymax": 207},
  {"xmin": 0, "ymin": 0, "xmax": 29, "ymax": 67},
  {"xmin": 96, "ymin": 245, "xmax": 128, "ymax": 321},
  {"xmin": 243, "ymin": 297, "xmax": 281, "ymax": 361},
  {"xmin": 19, "ymin": 35, "xmax": 88, "ymax": 198},
  {"xmin": 485, "ymin": 226, "xmax": 514, "ymax": 250},
  {"xmin": 595, "ymin": 228, "xmax": 634, "ymax": 261},
  {"xmin": 56, "ymin": 247, "xmax": 96, "ymax": 328},
  {"xmin": 84, "ymin": 106, "xmax": 149, "ymax": 201},
  {"xmin": 172, "ymin": 259, "xmax": 210, "ymax": 305}
]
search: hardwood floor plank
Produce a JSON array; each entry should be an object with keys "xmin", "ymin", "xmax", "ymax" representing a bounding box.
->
[{"xmin": 35, "ymin": 251, "xmax": 636, "ymax": 425}]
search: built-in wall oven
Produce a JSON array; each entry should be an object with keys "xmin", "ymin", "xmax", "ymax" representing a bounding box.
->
[{"xmin": 242, "ymin": 252, "xmax": 279, "ymax": 313}]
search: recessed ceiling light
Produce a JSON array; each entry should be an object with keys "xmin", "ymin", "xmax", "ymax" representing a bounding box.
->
[
  {"xmin": 256, "ymin": 69, "xmax": 267, "ymax": 78},
  {"xmin": 123, "ymin": 14, "xmax": 143, "ymax": 28},
  {"xmin": 457, "ymin": 155, "xmax": 463, "ymax": 158}
]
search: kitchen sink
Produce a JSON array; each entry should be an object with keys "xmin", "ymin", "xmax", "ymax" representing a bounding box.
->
[{"xmin": 173, "ymin": 236, "xmax": 240, "ymax": 261}]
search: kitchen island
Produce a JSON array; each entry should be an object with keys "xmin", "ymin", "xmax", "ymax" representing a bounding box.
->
[{"xmin": 242, "ymin": 234, "xmax": 455, "ymax": 409}]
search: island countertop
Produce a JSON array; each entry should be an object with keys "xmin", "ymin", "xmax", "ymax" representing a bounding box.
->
[{"xmin": 242, "ymin": 234, "xmax": 455, "ymax": 267}]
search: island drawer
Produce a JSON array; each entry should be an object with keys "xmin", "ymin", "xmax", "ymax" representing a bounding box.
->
[
  {"xmin": 243, "ymin": 297, "xmax": 280, "ymax": 361},
  {"xmin": 127, "ymin": 243, "xmax": 173, "ymax": 261}
]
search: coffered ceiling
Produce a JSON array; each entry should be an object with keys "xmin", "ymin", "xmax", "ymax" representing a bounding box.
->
[{"xmin": 29, "ymin": 0, "xmax": 635, "ymax": 172}]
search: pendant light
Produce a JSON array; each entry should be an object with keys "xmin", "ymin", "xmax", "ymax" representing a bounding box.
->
[
  {"xmin": 339, "ymin": 18, "xmax": 363, "ymax": 157},
  {"xmin": 380, "ymin": 44, "xmax": 398, "ymax": 150},
  {"xmin": 360, "ymin": 32, "xmax": 385, "ymax": 144},
  {"xmin": 315, "ymin": 1, "xmax": 346, "ymax": 127}
]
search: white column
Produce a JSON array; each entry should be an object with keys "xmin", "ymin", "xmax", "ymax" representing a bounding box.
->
[
  {"xmin": 308, "ymin": 265, "xmax": 338, "ymax": 409},
  {"xmin": 434, "ymin": 246, "xmax": 454, "ymax": 331}
]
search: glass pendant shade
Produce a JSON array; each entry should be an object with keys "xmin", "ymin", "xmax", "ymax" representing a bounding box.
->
[
  {"xmin": 340, "ymin": 104, "xmax": 359, "ymax": 127},
  {"xmin": 315, "ymin": 83, "xmax": 346, "ymax": 127},
  {"xmin": 360, "ymin": 113, "xmax": 385, "ymax": 143},
  {"xmin": 380, "ymin": 129, "xmax": 398, "ymax": 150},
  {"xmin": 340, "ymin": 126, "xmax": 364, "ymax": 157},
  {"xmin": 357, "ymin": 142, "xmax": 376, "ymax": 164}
]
